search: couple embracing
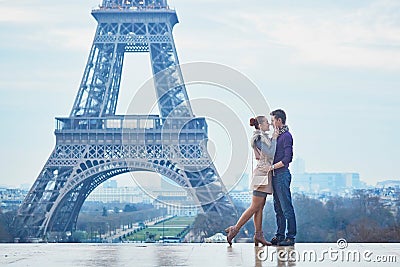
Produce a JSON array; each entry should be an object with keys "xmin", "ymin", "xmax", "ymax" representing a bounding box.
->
[{"xmin": 225, "ymin": 109, "xmax": 297, "ymax": 247}]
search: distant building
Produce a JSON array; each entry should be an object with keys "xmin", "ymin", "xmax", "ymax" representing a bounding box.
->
[
  {"xmin": 289, "ymin": 158, "xmax": 365, "ymax": 194},
  {"xmin": 204, "ymin": 233, "xmax": 227, "ymax": 243},
  {"xmin": 153, "ymin": 189, "xmax": 199, "ymax": 216},
  {"xmin": 86, "ymin": 186, "xmax": 152, "ymax": 203},
  {"xmin": 376, "ymin": 180, "xmax": 400, "ymax": 188},
  {"xmin": 291, "ymin": 157, "xmax": 306, "ymax": 174},
  {"xmin": 229, "ymin": 191, "xmax": 252, "ymax": 206},
  {"xmin": 0, "ymin": 187, "xmax": 28, "ymax": 212},
  {"xmin": 87, "ymin": 180, "xmax": 200, "ymax": 216},
  {"xmin": 292, "ymin": 172, "xmax": 364, "ymax": 194}
]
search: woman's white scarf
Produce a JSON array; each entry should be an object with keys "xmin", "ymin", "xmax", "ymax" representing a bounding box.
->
[{"xmin": 250, "ymin": 130, "xmax": 272, "ymax": 149}]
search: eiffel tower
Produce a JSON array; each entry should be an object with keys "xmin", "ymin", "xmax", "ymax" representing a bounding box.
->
[{"xmin": 15, "ymin": 0, "xmax": 236, "ymax": 240}]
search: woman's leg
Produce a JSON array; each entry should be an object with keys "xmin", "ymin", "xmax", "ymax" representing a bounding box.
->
[
  {"xmin": 252, "ymin": 196, "xmax": 271, "ymax": 246},
  {"xmin": 253, "ymin": 197, "xmax": 266, "ymax": 232},
  {"xmin": 226, "ymin": 195, "xmax": 266, "ymax": 245},
  {"xmin": 235, "ymin": 195, "xmax": 265, "ymax": 230}
]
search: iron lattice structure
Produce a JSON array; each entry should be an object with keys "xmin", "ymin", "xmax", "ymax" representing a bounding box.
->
[{"xmin": 15, "ymin": 0, "xmax": 236, "ymax": 240}]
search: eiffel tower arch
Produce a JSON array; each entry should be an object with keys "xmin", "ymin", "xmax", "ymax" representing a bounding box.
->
[{"xmin": 15, "ymin": 0, "xmax": 237, "ymax": 240}]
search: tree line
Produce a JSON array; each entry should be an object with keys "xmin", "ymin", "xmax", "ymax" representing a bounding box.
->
[
  {"xmin": 0, "ymin": 205, "xmax": 164, "ymax": 243},
  {"xmin": 1, "ymin": 191, "xmax": 399, "ymax": 242},
  {"xmin": 191, "ymin": 191, "xmax": 400, "ymax": 243}
]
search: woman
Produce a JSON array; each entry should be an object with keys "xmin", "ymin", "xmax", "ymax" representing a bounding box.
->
[{"xmin": 225, "ymin": 115, "xmax": 278, "ymax": 246}]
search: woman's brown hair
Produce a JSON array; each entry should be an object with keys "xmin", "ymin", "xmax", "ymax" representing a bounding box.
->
[{"xmin": 249, "ymin": 116, "xmax": 266, "ymax": 130}]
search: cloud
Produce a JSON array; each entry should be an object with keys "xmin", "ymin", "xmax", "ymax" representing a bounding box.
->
[
  {"xmin": 0, "ymin": 1, "xmax": 97, "ymax": 51},
  {"xmin": 201, "ymin": 0, "xmax": 400, "ymax": 70},
  {"xmin": 38, "ymin": 28, "xmax": 94, "ymax": 51},
  {"xmin": 0, "ymin": 7, "xmax": 42, "ymax": 23}
]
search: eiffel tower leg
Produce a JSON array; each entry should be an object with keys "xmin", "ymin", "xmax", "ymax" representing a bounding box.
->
[
  {"xmin": 15, "ymin": 141, "xmax": 129, "ymax": 240},
  {"xmin": 15, "ymin": 150, "xmax": 74, "ymax": 239},
  {"xmin": 184, "ymin": 165, "xmax": 236, "ymax": 215},
  {"xmin": 149, "ymin": 22, "xmax": 193, "ymax": 118},
  {"xmin": 71, "ymin": 41, "xmax": 124, "ymax": 117}
]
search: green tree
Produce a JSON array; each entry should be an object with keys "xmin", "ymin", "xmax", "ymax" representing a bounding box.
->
[
  {"xmin": 102, "ymin": 206, "xmax": 108, "ymax": 217},
  {"xmin": 192, "ymin": 209, "xmax": 239, "ymax": 241},
  {"xmin": 0, "ymin": 211, "xmax": 16, "ymax": 242}
]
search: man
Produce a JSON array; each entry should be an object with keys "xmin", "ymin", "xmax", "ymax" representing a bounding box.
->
[{"xmin": 269, "ymin": 109, "xmax": 297, "ymax": 246}]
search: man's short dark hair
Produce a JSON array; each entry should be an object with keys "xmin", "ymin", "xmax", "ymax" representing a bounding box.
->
[{"xmin": 270, "ymin": 109, "xmax": 287, "ymax": 124}]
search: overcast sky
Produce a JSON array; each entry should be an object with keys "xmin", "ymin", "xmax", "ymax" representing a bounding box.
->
[{"xmin": 0, "ymin": 0, "xmax": 399, "ymax": 188}]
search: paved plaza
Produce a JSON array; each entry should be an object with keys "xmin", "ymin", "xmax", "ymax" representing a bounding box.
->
[{"xmin": 1, "ymin": 243, "xmax": 399, "ymax": 266}]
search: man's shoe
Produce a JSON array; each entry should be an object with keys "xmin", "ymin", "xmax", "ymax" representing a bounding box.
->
[
  {"xmin": 278, "ymin": 238, "xmax": 295, "ymax": 246},
  {"xmin": 270, "ymin": 236, "xmax": 284, "ymax": 245}
]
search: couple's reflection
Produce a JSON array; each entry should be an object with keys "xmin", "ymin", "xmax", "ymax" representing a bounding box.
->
[{"xmin": 254, "ymin": 246, "xmax": 296, "ymax": 267}]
